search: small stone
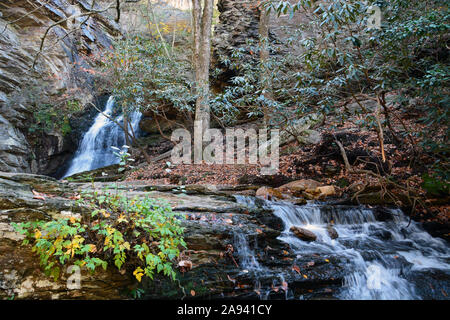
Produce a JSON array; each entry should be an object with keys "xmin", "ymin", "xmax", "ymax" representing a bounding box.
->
[
  {"xmin": 292, "ymin": 198, "xmax": 307, "ymax": 206},
  {"xmin": 316, "ymin": 186, "xmax": 336, "ymax": 198},
  {"xmin": 290, "ymin": 226, "xmax": 317, "ymax": 242},
  {"xmin": 327, "ymin": 225, "xmax": 339, "ymax": 239},
  {"xmin": 255, "ymin": 187, "xmax": 284, "ymax": 200}
]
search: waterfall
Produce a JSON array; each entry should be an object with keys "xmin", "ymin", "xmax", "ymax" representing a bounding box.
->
[
  {"xmin": 235, "ymin": 196, "xmax": 450, "ymax": 300},
  {"xmin": 63, "ymin": 97, "xmax": 142, "ymax": 178},
  {"xmin": 233, "ymin": 232, "xmax": 291, "ymax": 299}
]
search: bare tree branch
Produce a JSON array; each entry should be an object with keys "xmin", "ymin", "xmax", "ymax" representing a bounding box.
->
[
  {"xmin": 1, "ymin": 0, "xmax": 52, "ymax": 34},
  {"xmin": 31, "ymin": 0, "xmax": 116, "ymax": 69}
]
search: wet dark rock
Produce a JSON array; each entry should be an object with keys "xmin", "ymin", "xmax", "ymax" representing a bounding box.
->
[
  {"xmin": 372, "ymin": 229, "xmax": 393, "ymax": 241},
  {"xmin": 327, "ymin": 225, "xmax": 339, "ymax": 239},
  {"xmin": 290, "ymin": 226, "xmax": 317, "ymax": 242},
  {"xmin": 238, "ymin": 174, "xmax": 291, "ymax": 188},
  {"xmin": 422, "ymin": 221, "xmax": 450, "ymax": 242},
  {"xmin": 405, "ymin": 269, "xmax": 450, "ymax": 300},
  {"xmin": 373, "ymin": 206, "xmax": 395, "ymax": 221}
]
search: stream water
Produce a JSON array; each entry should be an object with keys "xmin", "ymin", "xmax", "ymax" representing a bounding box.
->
[
  {"xmin": 234, "ymin": 196, "xmax": 450, "ymax": 300},
  {"xmin": 63, "ymin": 97, "xmax": 142, "ymax": 178}
]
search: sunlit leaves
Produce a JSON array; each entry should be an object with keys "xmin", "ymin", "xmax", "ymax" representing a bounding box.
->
[{"xmin": 13, "ymin": 188, "xmax": 186, "ymax": 284}]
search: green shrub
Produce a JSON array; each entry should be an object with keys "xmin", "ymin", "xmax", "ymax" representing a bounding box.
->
[
  {"xmin": 28, "ymin": 99, "xmax": 83, "ymax": 136},
  {"xmin": 13, "ymin": 188, "xmax": 186, "ymax": 283},
  {"xmin": 100, "ymin": 37, "xmax": 195, "ymax": 127}
]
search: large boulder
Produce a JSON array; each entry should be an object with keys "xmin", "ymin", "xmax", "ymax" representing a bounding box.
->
[{"xmin": 278, "ymin": 179, "xmax": 323, "ymax": 197}]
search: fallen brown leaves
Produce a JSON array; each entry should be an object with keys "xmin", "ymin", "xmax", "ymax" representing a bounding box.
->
[{"xmin": 124, "ymin": 101, "xmax": 448, "ymax": 227}]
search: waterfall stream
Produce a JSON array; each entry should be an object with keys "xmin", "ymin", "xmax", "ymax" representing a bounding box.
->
[
  {"xmin": 63, "ymin": 97, "xmax": 142, "ymax": 178},
  {"xmin": 234, "ymin": 196, "xmax": 450, "ymax": 300}
]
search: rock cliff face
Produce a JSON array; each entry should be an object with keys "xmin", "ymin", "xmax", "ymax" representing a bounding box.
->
[
  {"xmin": 212, "ymin": 0, "xmax": 302, "ymax": 83},
  {"xmin": 0, "ymin": 0, "xmax": 120, "ymax": 175},
  {"xmin": 212, "ymin": 0, "xmax": 261, "ymax": 78}
]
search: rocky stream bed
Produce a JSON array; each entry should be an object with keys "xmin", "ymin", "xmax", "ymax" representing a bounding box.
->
[{"xmin": 0, "ymin": 172, "xmax": 449, "ymax": 300}]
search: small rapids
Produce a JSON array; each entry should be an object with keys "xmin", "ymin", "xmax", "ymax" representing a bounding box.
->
[
  {"xmin": 234, "ymin": 196, "xmax": 450, "ymax": 300},
  {"xmin": 63, "ymin": 97, "xmax": 142, "ymax": 178},
  {"xmin": 233, "ymin": 232, "xmax": 291, "ymax": 300}
]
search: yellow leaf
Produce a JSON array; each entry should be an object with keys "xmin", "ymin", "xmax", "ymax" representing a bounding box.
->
[
  {"xmin": 48, "ymin": 246, "xmax": 55, "ymax": 256},
  {"xmin": 133, "ymin": 267, "xmax": 144, "ymax": 282},
  {"xmin": 123, "ymin": 242, "xmax": 131, "ymax": 250},
  {"xmin": 34, "ymin": 229, "xmax": 42, "ymax": 239},
  {"xmin": 117, "ymin": 214, "xmax": 128, "ymax": 223}
]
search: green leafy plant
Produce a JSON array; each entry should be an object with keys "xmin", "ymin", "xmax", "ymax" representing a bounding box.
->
[
  {"xmin": 26, "ymin": 97, "xmax": 83, "ymax": 136},
  {"xmin": 112, "ymin": 145, "xmax": 135, "ymax": 173},
  {"xmin": 13, "ymin": 189, "xmax": 186, "ymax": 283},
  {"xmin": 212, "ymin": 35, "xmax": 309, "ymax": 128}
]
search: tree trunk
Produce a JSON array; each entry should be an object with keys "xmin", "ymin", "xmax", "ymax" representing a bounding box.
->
[
  {"xmin": 115, "ymin": 0, "xmax": 120, "ymax": 23},
  {"xmin": 192, "ymin": 0, "xmax": 214, "ymax": 133},
  {"xmin": 259, "ymin": 3, "xmax": 271, "ymax": 125},
  {"xmin": 123, "ymin": 115, "xmax": 131, "ymax": 147}
]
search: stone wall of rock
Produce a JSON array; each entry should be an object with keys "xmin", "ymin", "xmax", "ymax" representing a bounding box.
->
[
  {"xmin": 0, "ymin": 0, "xmax": 120, "ymax": 175},
  {"xmin": 212, "ymin": 0, "xmax": 260, "ymax": 72},
  {"xmin": 212, "ymin": 0, "xmax": 306, "ymax": 84}
]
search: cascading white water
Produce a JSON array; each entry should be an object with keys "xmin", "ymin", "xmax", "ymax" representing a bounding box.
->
[
  {"xmin": 62, "ymin": 97, "xmax": 142, "ymax": 178},
  {"xmin": 235, "ymin": 196, "xmax": 450, "ymax": 300},
  {"xmin": 233, "ymin": 232, "xmax": 291, "ymax": 299}
]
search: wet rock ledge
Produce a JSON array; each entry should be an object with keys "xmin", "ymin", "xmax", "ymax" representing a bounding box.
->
[{"xmin": 0, "ymin": 172, "xmax": 298, "ymax": 300}]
